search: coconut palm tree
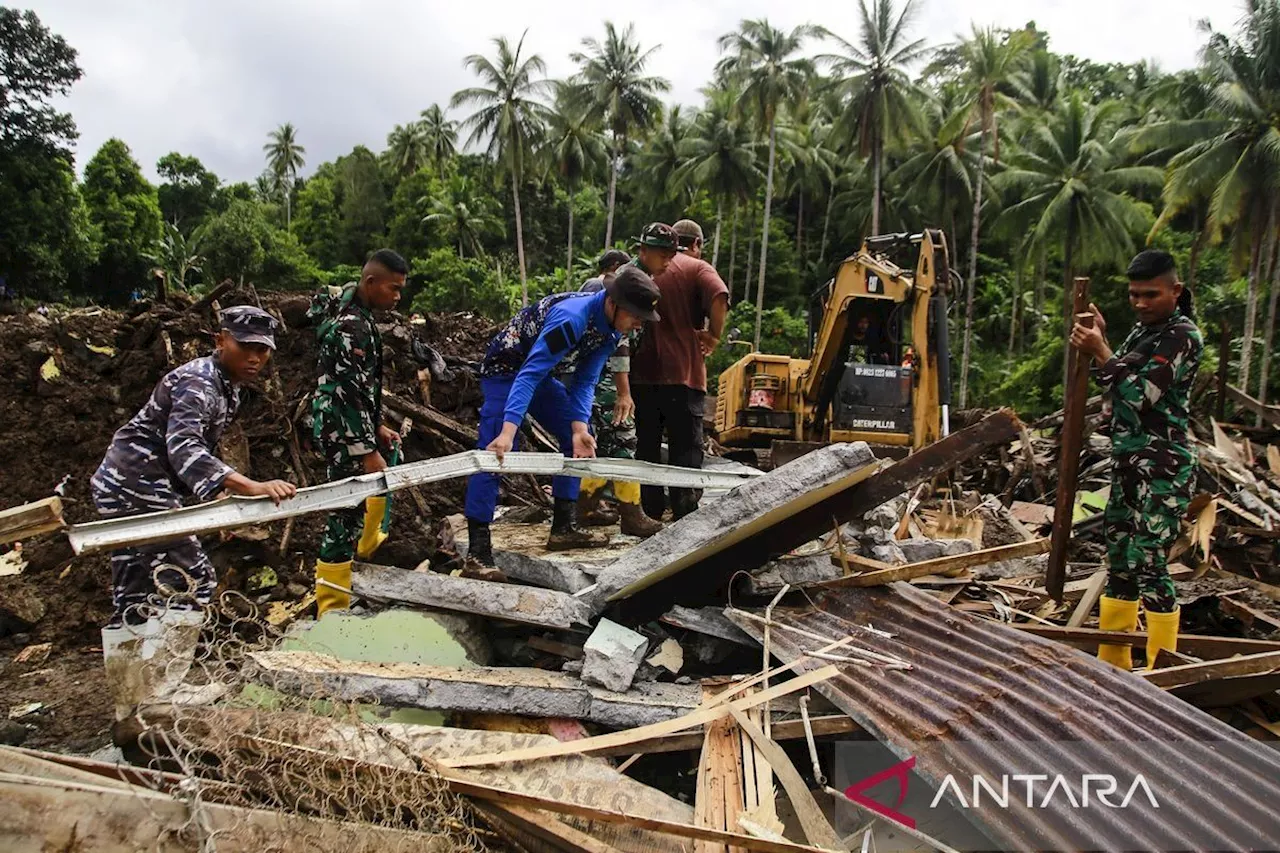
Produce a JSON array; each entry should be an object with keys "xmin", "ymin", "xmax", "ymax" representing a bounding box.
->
[
  {"xmin": 717, "ymin": 18, "xmax": 821, "ymax": 350},
  {"xmin": 820, "ymin": 0, "xmax": 930, "ymax": 237},
  {"xmin": 421, "ymin": 174, "xmax": 503, "ymax": 258},
  {"xmin": 544, "ymin": 85, "xmax": 607, "ymax": 271},
  {"xmin": 782, "ymin": 118, "xmax": 839, "ymax": 264},
  {"xmin": 451, "ymin": 31, "xmax": 552, "ymax": 304},
  {"xmin": 952, "ymin": 25, "xmax": 1032, "ymax": 407},
  {"xmin": 385, "ymin": 121, "xmax": 429, "ymax": 178},
  {"xmin": 993, "ymin": 93, "xmax": 1164, "ymax": 385},
  {"xmin": 420, "ymin": 104, "xmax": 459, "ymax": 173},
  {"xmin": 569, "ymin": 22, "xmax": 670, "ymax": 248},
  {"xmin": 1009, "ymin": 49, "xmax": 1062, "ymax": 115},
  {"xmin": 674, "ymin": 86, "xmax": 763, "ymax": 267},
  {"xmin": 889, "ymin": 86, "xmax": 976, "ymax": 243},
  {"xmin": 633, "ymin": 105, "xmax": 694, "ymax": 207},
  {"xmin": 263, "ymin": 122, "xmax": 306, "ymax": 231}
]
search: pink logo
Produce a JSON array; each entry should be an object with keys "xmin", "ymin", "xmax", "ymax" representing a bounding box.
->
[{"xmin": 843, "ymin": 756, "xmax": 917, "ymax": 830}]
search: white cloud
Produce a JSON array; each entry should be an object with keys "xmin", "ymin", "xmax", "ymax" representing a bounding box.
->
[{"xmin": 26, "ymin": 0, "xmax": 1234, "ymax": 182}]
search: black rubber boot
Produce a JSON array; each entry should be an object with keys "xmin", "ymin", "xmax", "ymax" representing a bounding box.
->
[
  {"xmin": 546, "ymin": 498, "xmax": 609, "ymax": 551},
  {"xmin": 467, "ymin": 518, "xmax": 495, "ymax": 566}
]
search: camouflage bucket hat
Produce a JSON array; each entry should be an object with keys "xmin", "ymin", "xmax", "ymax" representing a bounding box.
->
[
  {"xmin": 633, "ymin": 222, "xmax": 678, "ymax": 250},
  {"xmin": 220, "ymin": 305, "xmax": 279, "ymax": 349}
]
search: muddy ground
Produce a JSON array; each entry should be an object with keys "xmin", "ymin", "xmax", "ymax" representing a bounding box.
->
[{"xmin": 0, "ymin": 291, "xmax": 502, "ymax": 751}]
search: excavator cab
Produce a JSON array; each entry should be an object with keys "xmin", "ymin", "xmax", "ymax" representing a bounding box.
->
[{"xmin": 715, "ymin": 229, "xmax": 953, "ymax": 459}]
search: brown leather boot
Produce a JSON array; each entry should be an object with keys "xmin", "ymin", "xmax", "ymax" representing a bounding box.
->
[
  {"xmin": 619, "ymin": 502, "xmax": 664, "ymax": 538},
  {"xmin": 577, "ymin": 487, "xmax": 619, "ymax": 527},
  {"xmin": 546, "ymin": 498, "xmax": 610, "ymax": 551}
]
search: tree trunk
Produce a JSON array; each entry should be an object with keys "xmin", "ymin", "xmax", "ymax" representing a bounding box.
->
[
  {"xmin": 728, "ymin": 199, "xmax": 739, "ymax": 289},
  {"xmin": 511, "ymin": 163, "xmax": 528, "ymax": 306},
  {"xmin": 958, "ymin": 122, "xmax": 988, "ymax": 410},
  {"xmin": 754, "ymin": 122, "xmax": 778, "ymax": 351},
  {"xmin": 1061, "ymin": 211, "xmax": 1077, "ymax": 391},
  {"xmin": 871, "ymin": 137, "xmax": 882, "ymax": 237},
  {"xmin": 796, "ymin": 191, "xmax": 804, "ymax": 255},
  {"xmin": 1034, "ymin": 246, "xmax": 1047, "ymax": 318},
  {"xmin": 712, "ymin": 197, "xmax": 723, "ymax": 268},
  {"xmin": 1008, "ymin": 256, "xmax": 1022, "ymax": 357},
  {"xmin": 566, "ymin": 200, "xmax": 575, "ymax": 275},
  {"xmin": 819, "ymin": 190, "xmax": 835, "ymax": 264},
  {"xmin": 1260, "ymin": 230, "xmax": 1280, "ymax": 408},
  {"xmin": 285, "ymin": 183, "xmax": 292, "ymax": 233},
  {"xmin": 1241, "ymin": 206, "xmax": 1269, "ymax": 390},
  {"xmin": 604, "ymin": 138, "xmax": 621, "ymax": 249},
  {"xmin": 744, "ymin": 201, "xmax": 756, "ymax": 304},
  {"xmin": 1188, "ymin": 208, "xmax": 1203, "ymax": 292}
]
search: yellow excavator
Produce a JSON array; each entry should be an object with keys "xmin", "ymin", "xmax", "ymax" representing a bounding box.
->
[{"xmin": 714, "ymin": 229, "xmax": 954, "ymax": 459}]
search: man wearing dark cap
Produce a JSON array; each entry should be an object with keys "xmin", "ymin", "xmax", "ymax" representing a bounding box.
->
[
  {"xmin": 578, "ymin": 250, "xmax": 664, "ymax": 538},
  {"xmin": 1070, "ymin": 249, "xmax": 1202, "ymax": 671},
  {"xmin": 631, "ymin": 218, "xmax": 730, "ymax": 521},
  {"xmin": 92, "ymin": 304, "xmax": 298, "ymax": 718},
  {"xmin": 464, "ymin": 265, "xmax": 662, "ymax": 562},
  {"xmin": 309, "ymin": 249, "xmax": 407, "ymax": 616},
  {"xmin": 631, "ymin": 222, "xmax": 679, "ymax": 279}
]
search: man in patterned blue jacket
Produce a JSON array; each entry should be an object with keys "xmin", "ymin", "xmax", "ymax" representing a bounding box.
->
[
  {"xmin": 91, "ymin": 305, "xmax": 297, "ymax": 717},
  {"xmin": 465, "ymin": 265, "xmax": 662, "ymax": 564}
]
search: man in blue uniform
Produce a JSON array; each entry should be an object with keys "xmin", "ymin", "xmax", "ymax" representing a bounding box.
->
[
  {"xmin": 465, "ymin": 265, "xmax": 662, "ymax": 564},
  {"xmin": 92, "ymin": 305, "xmax": 298, "ymax": 717}
]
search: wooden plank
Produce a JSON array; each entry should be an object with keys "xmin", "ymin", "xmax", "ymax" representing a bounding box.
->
[
  {"xmin": 590, "ymin": 715, "xmax": 860, "ymax": 758},
  {"xmin": 813, "ymin": 539, "xmax": 1051, "ymax": 589},
  {"xmin": 0, "ymin": 497, "xmax": 64, "ymax": 545},
  {"xmin": 1013, "ymin": 624, "xmax": 1280, "ymax": 659},
  {"xmin": 188, "ymin": 278, "xmax": 235, "ymax": 313},
  {"xmin": 442, "ymin": 666, "xmax": 840, "ymax": 770},
  {"xmin": 384, "ymin": 390, "xmax": 479, "ymax": 445},
  {"xmin": 1224, "ymin": 383, "xmax": 1280, "ymax": 429},
  {"xmin": 695, "ymin": 712, "xmax": 744, "ymax": 853},
  {"xmin": 1213, "ymin": 419, "xmax": 1247, "ymax": 468},
  {"xmin": 727, "ymin": 708, "xmax": 843, "ymax": 851},
  {"xmin": 1048, "ymin": 276, "xmax": 1093, "ymax": 601},
  {"xmin": 1066, "ymin": 570, "xmax": 1108, "ymax": 628},
  {"xmin": 443, "ymin": 775, "xmax": 839, "ymax": 853},
  {"xmin": 1142, "ymin": 651, "xmax": 1280, "ymax": 690},
  {"xmin": 1219, "ymin": 596, "xmax": 1280, "ymax": 633},
  {"xmin": 476, "ymin": 802, "xmax": 625, "ymax": 853},
  {"xmin": 829, "ymin": 553, "xmax": 896, "ymax": 573},
  {"xmin": 527, "ymin": 636, "xmax": 586, "ymax": 660}
]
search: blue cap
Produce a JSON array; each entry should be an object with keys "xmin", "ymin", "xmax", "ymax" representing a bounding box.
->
[{"xmin": 220, "ymin": 305, "xmax": 279, "ymax": 349}]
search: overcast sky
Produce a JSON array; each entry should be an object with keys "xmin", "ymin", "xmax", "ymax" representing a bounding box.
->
[{"xmin": 27, "ymin": 0, "xmax": 1231, "ymax": 183}]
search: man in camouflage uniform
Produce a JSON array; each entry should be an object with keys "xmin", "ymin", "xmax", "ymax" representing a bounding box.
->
[
  {"xmin": 1071, "ymin": 249, "xmax": 1202, "ymax": 670},
  {"xmin": 577, "ymin": 250, "xmax": 664, "ymax": 538},
  {"xmin": 309, "ymin": 249, "xmax": 407, "ymax": 616},
  {"xmin": 92, "ymin": 305, "xmax": 297, "ymax": 717}
]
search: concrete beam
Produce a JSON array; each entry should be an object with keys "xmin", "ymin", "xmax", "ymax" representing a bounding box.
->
[{"xmin": 352, "ymin": 563, "xmax": 594, "ymax": 630}]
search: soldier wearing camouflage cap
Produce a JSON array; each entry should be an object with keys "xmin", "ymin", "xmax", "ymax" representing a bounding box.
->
[
  {"xmin": 1070, "ymin": 249, "xmax": 1202, "ymax": 671},
  {"xmin": 309, "ymin": 249, "xmax": 408, "ymax": 617},
  {"xmin": 92, "ymin": 303, "xmax": 297, "ymax": 718}
]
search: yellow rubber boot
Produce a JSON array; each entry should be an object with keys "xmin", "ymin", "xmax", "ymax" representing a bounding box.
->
[
  {"xmin": 315, "ymin": 559, "xmax": 352, "ymax": 618},
  {"xmin": 1097, "ymin": 595, "xmax": 1140, "ymax": 671},
  {"xmin": 1144, "ymin": 606, "xmax": 1181, "ymax": 671},
  {"xmin": 356, "ymin": 497, "xmax": 389, "ymax": 559},
  {"xmin": 580, "ymin": 477, "xmax": 609, "ymax": 495},
  {"xmin": 613, "ymin": 480, "xmax": 641, "ymax": 506}
]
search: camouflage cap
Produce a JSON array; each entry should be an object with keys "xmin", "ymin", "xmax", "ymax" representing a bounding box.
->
[
  {"xmin": 633, "ymin": 222, "xmax": 678, "ymax": 251},
  {"xmin": 220, "ymin": 305, "xmax": 279, "ymax": 349}
]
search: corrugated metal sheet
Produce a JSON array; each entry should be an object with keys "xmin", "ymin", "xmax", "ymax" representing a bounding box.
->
[{"xmin": 728, "ymin": 583, "xmax": 1280, "ymax": 851}]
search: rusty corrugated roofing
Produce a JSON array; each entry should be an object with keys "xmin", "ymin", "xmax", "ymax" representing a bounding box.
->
[{"xmin": 728, "ymin": 583, "xmax": 1280, "ymax": 851}]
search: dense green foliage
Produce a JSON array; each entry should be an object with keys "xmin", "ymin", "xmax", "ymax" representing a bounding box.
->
[{"xmin": 5, "ymin": 4, "xmax": 1279, "ymax": 414}]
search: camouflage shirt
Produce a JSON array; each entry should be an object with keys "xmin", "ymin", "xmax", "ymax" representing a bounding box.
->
[
  {"xmin": 1095, "ymin": 312, "xmax": 1202, "ymax": 464},
  {"xmin": 96, "ymin": 355, "xmax": 241, "ymax": 502},
  {"xmin": 310, "ymin": 284, "xmax": 383, "ymax": 456}
]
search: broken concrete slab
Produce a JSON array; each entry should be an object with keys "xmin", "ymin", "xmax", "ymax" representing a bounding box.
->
[
  {"xmin": 660, "ymin": 605, "xmax": 756, "ymax": 647},
  {"xmin": 494, "ymin": 549, "xmax": 595, "ymax": 593},
  {"xmin": 582, "ymin": 618, "xmax": 649, "ymax": 692},
  {"xmin": 896, "ymin": 538, "xmax": 948, "ymax": 563},
  {"xmin": 352, "ymin": 562, "xmax": 594, "ymax": 630},
  {"xmin": 251, "ymin": 649, "xmax": 701, "ymax": 728},
  {"xmin": 869, "ymin": 543, "xmax": 907, "ymax": 565},
  {"xmin": 747, "ymin": 554, "xmax": 842, "ymax": 594},
  {"xmin": 588, "ymin": 442, "xmax": 881, "ymax": 611}
]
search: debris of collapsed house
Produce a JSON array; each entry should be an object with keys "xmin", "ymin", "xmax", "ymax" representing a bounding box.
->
[{"xmin": 4, "ymin": 294, "xmax": 1280, "ymax": 852}]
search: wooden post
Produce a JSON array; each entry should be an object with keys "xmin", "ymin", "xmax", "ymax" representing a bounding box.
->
[
  {"xmin": 1217, "ymin": 319, "xmax": 1231, "ymax": 423},
  {"xmin": 1047, "ymin": 277, "xmax": 1092, "ymax": 601}
]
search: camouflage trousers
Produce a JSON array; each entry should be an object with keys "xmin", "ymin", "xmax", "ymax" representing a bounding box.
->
[
  {"xmin": 318, "ymin": 444, "xmax": 368, "ymax": 563},
  {"xmin": 90, "ymin": 465, "xmax": 214, "ymax": 628},
  {"xmin": 590, "ymin": 402, "xmax": 637, "ymax": 459},
  {"xmin": 1103, "ymin": 458, "xmax": 1194, "ymax": 612}
]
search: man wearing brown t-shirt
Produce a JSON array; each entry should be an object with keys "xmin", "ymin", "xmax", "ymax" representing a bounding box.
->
[{"xmin": 630, "ymin": 219, "xmax": 730, "ymax": 520}]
